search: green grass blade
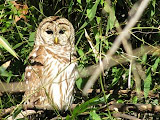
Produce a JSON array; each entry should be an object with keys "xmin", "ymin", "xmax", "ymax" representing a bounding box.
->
[
  {"xmin": 144, "ymin": 68, "xmax": 152, "ymax": 99},
  {"xmin": 87, "ymin": 0, "xmax": 100, "ymax": 21},
  {"xmin": 0, "ymin": 36, "xmax": 19, "ymax": 59},
  {"xmin": 90, "ymin": 111, "xmax": 101, "ymax": 120}
]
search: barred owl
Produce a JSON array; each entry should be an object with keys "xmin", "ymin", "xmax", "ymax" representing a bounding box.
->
[{"xmin": 23, "ymin": 16, "xmax": 77, "ymax": 111}]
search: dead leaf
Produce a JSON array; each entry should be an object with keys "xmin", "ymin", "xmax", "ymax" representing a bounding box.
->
[{"xmin": 10, "ymin": 1, "xmax": 28, "ymax": 23}]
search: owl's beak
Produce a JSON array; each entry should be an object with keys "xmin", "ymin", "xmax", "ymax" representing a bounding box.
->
[{"xmin": 54, "ymin": 37, "xmax": 58, "ymax": 44}]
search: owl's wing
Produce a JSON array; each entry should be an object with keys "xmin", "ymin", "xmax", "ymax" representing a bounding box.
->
[
  {"xmin": 26, "ymin": 45, "xmax": 47, "ymax": 80},
  {"xmin": 28, "ymin": 45, "xmax": 47, "ymax": 65},
  {"xmin": 24, "ymin": 45, "xmax": 47, "ymax": 105}
]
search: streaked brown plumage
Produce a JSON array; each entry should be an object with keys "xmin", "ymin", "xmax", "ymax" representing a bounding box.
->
[{"xmin": 23, "ymin": 16, "xmax": 77, "ymax": 110}]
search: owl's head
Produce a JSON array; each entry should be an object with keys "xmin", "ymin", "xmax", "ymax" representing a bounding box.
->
[{"xmin": 35, "ymin": 16, "xmax": 75, "ymax": 51}]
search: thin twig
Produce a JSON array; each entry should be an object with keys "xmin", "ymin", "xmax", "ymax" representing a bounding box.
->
[
  {"xmin": 85, "ymin": 29, "xmax": 99, "ymax": 59},
  {"xmin": 82, "ymin": 0, "xmax": 151, "ymax": 95}
]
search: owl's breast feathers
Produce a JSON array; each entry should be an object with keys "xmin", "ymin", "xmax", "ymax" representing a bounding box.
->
[
  {"xmin": 28, "ymin": 45, "xmax": 76, "ymax": 65},
  {"xmin": 24, "ymin": 45, "xmax": 77, "ymax": 109}
]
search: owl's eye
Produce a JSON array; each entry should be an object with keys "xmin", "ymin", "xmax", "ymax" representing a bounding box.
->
[
  {"xmin": 46, "ymin": 30, "xmax": 53, "ymax": 34},
  {"xmin": 59, "ymin": 29, "xmax": 65, "ymax": 34}
]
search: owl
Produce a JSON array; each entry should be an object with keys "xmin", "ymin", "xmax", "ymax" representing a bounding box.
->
[{"xmin": 23, "ymin": 16, "xmax": 77, "ymax": 111}]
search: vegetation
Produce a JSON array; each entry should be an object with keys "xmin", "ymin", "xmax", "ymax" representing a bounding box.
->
[{"xmin": 0, "ymin": 0, "xmax": 160, "ymax": 119}]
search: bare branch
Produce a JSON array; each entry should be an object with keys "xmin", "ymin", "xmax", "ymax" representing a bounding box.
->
[
  {"xmin": 0, "ymin": 81, "xmax": 25, "ymax": 93},
  {"xmin": 79, "ymin": 45, "xmax": 160, "ymax": 78},
  {"xmin": 82, "ymin": 0, "xmax": 151, "ymax": 95}
]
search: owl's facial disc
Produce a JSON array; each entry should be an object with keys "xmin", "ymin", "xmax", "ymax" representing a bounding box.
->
[{"xmin": 39, "ymin": 17, "xmax": 73, "ymax": 47}]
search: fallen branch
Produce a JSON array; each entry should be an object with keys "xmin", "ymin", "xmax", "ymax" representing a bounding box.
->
[
  {"xmin": 109, "ymin": 103, "xmax": 160, "ymax": 113},
  {"xmin": 113, "ymin": 112, "xmax": 141, "ymax": 120},
  {"xmin": 0, "ymin": 106, "xmax": 17, "ymax": 117},
  {"xmin": 87, "ymin": 89, "xmax": 159, "ymax": 98},
  {"xmin": 7, "ymin": 110, "xmax": 36, "ymax": 120},
  {"xmin": 2, "ymin": 102, "xmax": 160, "ymax": 119},
  {"xmin": 1, "ymin": 88, "xmax": 159, "ymax": 115},
  {"xmin": 0, "ymin": 104, "xmax": 76, "ymax": 117}
]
